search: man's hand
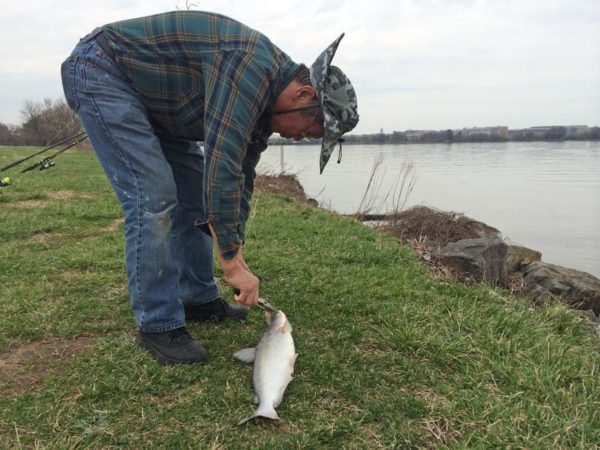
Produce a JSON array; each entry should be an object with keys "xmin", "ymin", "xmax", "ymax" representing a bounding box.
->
[
  {"xmin": 218, "ymin": 251, "xmax": 259, "ymax": 307},
  {"xmin": 208, "ymin": 223, "xmax": 259, "ymax": 307}
]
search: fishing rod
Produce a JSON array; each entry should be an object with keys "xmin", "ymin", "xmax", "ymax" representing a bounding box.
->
[
  {"xmin": 0, "ymin": 131, "xmax": 87, "ymax": 172},
  {"xmin": 0, "ymin": 131, "xmax": 88, "ymax": 187},
  {"xmin": 21, "ymin": 134, "xmax": 88, "ymax": 173}
]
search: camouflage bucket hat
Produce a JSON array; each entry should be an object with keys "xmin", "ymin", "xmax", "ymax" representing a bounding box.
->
[{"xmin": 310, "ymin": 33, "xmax": 359, "ymax": 173}]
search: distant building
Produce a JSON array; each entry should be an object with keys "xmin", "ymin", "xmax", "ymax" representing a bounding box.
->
[
  {"xmin": 507, "ymin": 129, "xmax": 525, "ymax": 140},
  {"xmin": 528, "ymin": 126, "xmax": 553, "ymax": 138},
  {"xmin": 456, "ymin": 126, "xmax": 508, "ymax": 139},
  {"xmin": 565, "ymin": 125, "xmax": 588, "ymax": 138},
  {"xmin": 507, "ymin": 127, "xmax": 549, "ymax": 140},
  {"xmin": 404, "ymin": 130, "xmax": 429, "ymax": 142},
  {"xmin": 507, "ymin": 125, "xmax": 585, "ymax": 140}
]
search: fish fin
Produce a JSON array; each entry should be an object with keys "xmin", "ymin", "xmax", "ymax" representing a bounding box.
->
[
  {"xmin": 233, "ymin": 348, "xmax": 256, "ymax": 363},
  {"xmin": 237, "ymin": 406, "xmax": 281, "ymax": 426},
  {"xmin": 256, "ymin": 403, "xmax": 281, "ymax": 421},
  {"xmin": 278, "ymin": 321, "xmax": 293, "ymax": 333},
  {"xmin": 253, "ymin": 395, "xmax": 259, "ymax": 405}
]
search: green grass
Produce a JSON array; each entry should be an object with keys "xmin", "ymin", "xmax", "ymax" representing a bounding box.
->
[{"xmin": 1, "ymin": 146, "xmax": 599, "ymax": 449}]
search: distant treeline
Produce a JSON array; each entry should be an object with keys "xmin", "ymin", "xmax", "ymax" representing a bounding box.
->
[
  {"xmin": 0, "ymin": 98, "xmax": 83, "ymax": 147},
  {"xmin": 270, "ymin": 126, "xmax": 600, "ymax": 146},
  {"xmin": 3, "ymin": 97, "xmax": 598, "ymax": 148}
]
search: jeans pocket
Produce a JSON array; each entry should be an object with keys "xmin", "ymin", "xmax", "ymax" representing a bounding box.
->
[{"xmin": 60, "ymin": 56, "xmax": 80, "ymax": 112}]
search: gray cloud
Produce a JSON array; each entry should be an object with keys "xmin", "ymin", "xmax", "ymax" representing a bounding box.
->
[{"xmin": 0, "ymin": 0, "xmax": 598, "ymax": 133}]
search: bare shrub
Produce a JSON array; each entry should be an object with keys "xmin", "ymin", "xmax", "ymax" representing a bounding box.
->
[
  {"xmin": 355, "ymin": 153, "xmax": 417, "ymax": 220},
  {"xmin": 19, "ymin": 98, "xmax": 83, "ymax": 146}
]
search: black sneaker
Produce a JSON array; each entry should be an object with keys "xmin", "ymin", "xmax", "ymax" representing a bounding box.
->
[
  {"xmin": 138, "ymin": 327, "xmax": 208, "ymax": 365},
  {"xmin": 184, "ymin": 298, "xmax": 248, "ymax": 322}
]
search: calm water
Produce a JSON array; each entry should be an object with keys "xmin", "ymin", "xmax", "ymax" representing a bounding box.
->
[{"xmin": 257, "ymin": 141, "xmax": 600, "ymax": 278}]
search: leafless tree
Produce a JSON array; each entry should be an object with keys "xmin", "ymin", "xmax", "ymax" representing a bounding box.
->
[
  {"xmin": 0, "ymin": 122, "xmax": 15, "ymax": 145},
  {"xmin": 20, "ymin": 98, "xmax": 83, "ymax": 145}
]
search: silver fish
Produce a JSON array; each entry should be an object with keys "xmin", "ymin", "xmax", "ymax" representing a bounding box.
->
[{"xmin": 234, "ymin": 310, "xmax": 297, "ymax": 424}]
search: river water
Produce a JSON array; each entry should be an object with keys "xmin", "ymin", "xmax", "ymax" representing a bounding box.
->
[{"xmin": 257, "ymin": 141, "xmax": 600, "ymax": 278}]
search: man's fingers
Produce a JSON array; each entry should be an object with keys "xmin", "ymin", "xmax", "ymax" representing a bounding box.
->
[
  {"xmin": 225, "ymin": 262, "xmax": 259, "ymax": 306},
  {"xmin": 248, "ymin": 291, "xmax": 259, "ymax": 306},
  {"xmin": 233, "ymin": 285, "xmax": 258, "ymax": 306},
  {"xmin": 235, "ymin": 291, "xmax": 256, "ymax": 307},
  {"xmin": 234, "ymin": 291, "xmax": 248, "ymax": 305}
]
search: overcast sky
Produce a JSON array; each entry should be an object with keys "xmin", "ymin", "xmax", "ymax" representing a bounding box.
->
[{"xmin": 1, "ymin": 0, "xmax": 598, "ymax": 134}]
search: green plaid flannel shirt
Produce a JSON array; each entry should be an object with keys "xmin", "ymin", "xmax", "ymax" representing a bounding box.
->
[{"xmin": 101, "ymin": 11, "xmax": 300, "ymax": 258}]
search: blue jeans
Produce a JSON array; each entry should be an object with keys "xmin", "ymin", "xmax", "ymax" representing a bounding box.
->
[{"xmin": 61, "ymin": 31, "xmax": 219, "ymax": 332}]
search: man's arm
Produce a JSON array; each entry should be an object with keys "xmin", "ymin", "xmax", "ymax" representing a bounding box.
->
[
  {"xmin": 207, "ymin": 223, "xmax": 259, "ymax": 306},
  {"xmin": 201, "ymin": 52, "xmax": 272, "ymax": 304}
]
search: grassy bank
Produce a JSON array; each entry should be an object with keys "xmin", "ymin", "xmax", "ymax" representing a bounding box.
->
[{"xmin": 1, "ymin": 147, "xmax": 599, "ymax": 449}]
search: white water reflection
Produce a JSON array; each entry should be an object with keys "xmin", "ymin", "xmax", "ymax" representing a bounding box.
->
[{"xmin": 257, "ymin": 141, "xmax": 600, "ymax": 278}]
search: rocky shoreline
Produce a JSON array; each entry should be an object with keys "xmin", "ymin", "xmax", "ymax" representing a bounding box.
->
[
  {"xmin": 255, "ymin": 174, "xmax": 600, "ymax": 334},
  {"xmin": 375, "ymin": 206, "xmax": 599, "ymax": 315}
]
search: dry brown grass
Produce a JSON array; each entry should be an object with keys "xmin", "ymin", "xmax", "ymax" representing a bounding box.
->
[
  {"xmin": 0, "ymin": 336, "xmax": 95, "ymax": 395},
  {"xmin": 254, "ymin": 174, "xmax": 317, "ymax": 206},
  {"xmin": 4, "ymin": 190, "xmax": 96, "ymax": 209},
  {"xmin": 379, "ymin": 205, "xmax": 500, "ymax": 250}
]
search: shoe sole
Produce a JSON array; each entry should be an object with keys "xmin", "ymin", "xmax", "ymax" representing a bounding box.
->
[{"xmin": 137, "ymin": 339, "xmax": 208, "ymax": 365}]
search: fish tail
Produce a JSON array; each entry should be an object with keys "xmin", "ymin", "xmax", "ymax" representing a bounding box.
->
[{"xmin": 237, "ymin": 405, "xmax": 280, "ymax": 425}]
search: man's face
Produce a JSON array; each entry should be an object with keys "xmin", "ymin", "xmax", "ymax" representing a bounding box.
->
[{"xmin": 271, "ymin": 110, "xmax": 325, "ymax": 141}]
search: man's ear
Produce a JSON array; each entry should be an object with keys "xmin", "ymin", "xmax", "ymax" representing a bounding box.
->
[{"xmin": 293, "ymin": 84, "xmax": 317, "ymax": 102}]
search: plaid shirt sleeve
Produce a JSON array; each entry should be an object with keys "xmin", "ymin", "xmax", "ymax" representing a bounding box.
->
[
  {"xmin": 101, "ymin": 12, "xmax": 300, "ymax": 259},
  {"xmin": 202, "ymin": 51, "xmax": 272, "ymax": 259}
]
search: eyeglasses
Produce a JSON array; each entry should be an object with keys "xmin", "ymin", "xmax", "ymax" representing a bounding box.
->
[
  {"xmin": 300, "ymin": 109, "xmax": 319, "ymax": 142},
  {"xmin": 271, "ymin": 105, "xmax": 321, "ymax": 116},
  {"xmin": 271, "ymin": 105, "xmax": 323, "ymax": 142}
]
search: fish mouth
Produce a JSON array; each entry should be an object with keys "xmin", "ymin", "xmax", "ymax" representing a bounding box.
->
[
  {"xmin": 257, "ymin": 298, "xmax": 278, "ymax": 313},
  {"xmin": 263, "ymin": 309, "xmax": 288, "ymax": 327},
  {"xmin": 271, "ymin": 310, "xmax": 290, "ymax": 332}
]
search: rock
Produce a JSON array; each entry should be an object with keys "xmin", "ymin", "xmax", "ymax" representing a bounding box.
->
[
  {"xmin": 435, "ymin": 238, "xmax": 508, "ymax": 285},
  {"xmin": 469, "ymin": 221, "xmax": 502, "ymax": 240},
  {"xmin": 521, "ymin": 262, "xmax": 600, "ymax": 314},
  {"xmin": 382, "ymin": 206, "xmax": 501, "ymax": 249},
  {"xmin": 506, "ymin": 245, "xmax": 542, "ymax": 273}
]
